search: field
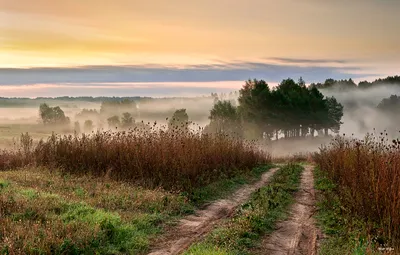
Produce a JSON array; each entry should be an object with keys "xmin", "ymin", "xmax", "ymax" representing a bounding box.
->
[
  {"xmin": 1, "ymin": 94, "xmax": 400, "ymax": 254},
  {"xmin": 1, "ymin": 127, "xmax": 400, "ymax": 254}
]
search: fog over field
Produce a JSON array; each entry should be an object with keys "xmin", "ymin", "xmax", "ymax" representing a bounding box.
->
[{"xmin": 322, "ymin": 85, "xmax": 400, "ymax": 138}]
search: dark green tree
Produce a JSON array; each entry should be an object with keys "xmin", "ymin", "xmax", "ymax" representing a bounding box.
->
[
  {"xmin": 39, "ymin": 103, "xmax": 70, "ymax": 125},
  {"xmin": 206, "ymin": 100, "xmax": 242, "ymax": 137},
  {"xmin": 121, "ymin": 112, "xmax": 134, "ymax": 128},
  {"xmin": 168, "ymin": 109, "xmax": 190, "ymax": 132},
  {"xmin": 107, "ymin": 115, "xmax": 120, "ymax": 128},
  {"xmin": 84, "ymin": 120, "xmax": 93, "ymax": 132}
]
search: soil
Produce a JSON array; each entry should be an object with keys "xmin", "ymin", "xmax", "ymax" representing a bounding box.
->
[
  {"xmin": 147, "ymin": 167, "xmax": 280, "ymax": 255},
  {"xmin": 254, "ymin": 164, "xmax": 320, "ymax": 255}
]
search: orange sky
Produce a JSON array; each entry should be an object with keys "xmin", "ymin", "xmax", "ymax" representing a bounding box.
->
[{"xmin": 1, "ymin": 0, "xmax": 400, "ymax": 71}]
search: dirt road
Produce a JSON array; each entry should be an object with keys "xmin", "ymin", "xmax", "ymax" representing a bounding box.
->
[
  {"xmin": 148, "ymin": 167, "xmax": 280, "ymax": 255},
  {"xmin": 255, "ymin": 164, "xmax": 319, "ymax": 255}
]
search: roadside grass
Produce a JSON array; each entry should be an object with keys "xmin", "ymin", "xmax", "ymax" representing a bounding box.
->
[
  {"xmin": 314, "ymin": 167, "xmax": 383, "ymax": 255},
  {"xmin": 185, "ymin": 164, "xmax": 303, "ymax": 255},
  {"xmin": 0, "ymin": 164, "xmax": 273, "ymax": 254},
  {"xmin": 189, "ymin": 164, "xmax": 274, "ymax": 207}
]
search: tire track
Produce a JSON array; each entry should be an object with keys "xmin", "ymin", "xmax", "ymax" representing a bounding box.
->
[
  {"xmin": 255, "ymin": 164, "xmax": 320, "ymax": 255},
  {"xmin": 148, "ymin": 167, "xmax": 280, "ymax": 255}
]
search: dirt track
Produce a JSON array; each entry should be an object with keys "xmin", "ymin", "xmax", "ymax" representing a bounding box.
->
[
  {"xmin": 148, "ymin": 167, "xmax": 279, "ymax": 255},
  {"xmin": 255, "ymin": 164, "xmax": 319, "ymax": 255}
]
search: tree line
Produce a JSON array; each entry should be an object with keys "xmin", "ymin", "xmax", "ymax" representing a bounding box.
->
[
  {"xmin": 311, "ymin": 76, "xmax": 400, "ymax": 90},
  {"xmin": 205, "ymin": 78, "xmax": 344, "ymax": 140}
]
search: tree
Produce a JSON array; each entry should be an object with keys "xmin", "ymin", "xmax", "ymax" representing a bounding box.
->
[
  {"xmin": 39, "ymin": 103, "xmax": 70, "ymax": 125},
  {"xmin": 377, "ymin": 95, "xmax": 400, "ymax": 113},
  {"xmin": 324, "ymin": 96, "xmax": 344, "ymax": 135},
  {"xmin": 74, "ymin": 121, "xmax": 81, "ymax": 134},
  {"xmin": 100, "ymin": 99, "xmax": 138, "ymax": 118},
  {"xmin": 238, "ymin": 79, "xmax": 272, "ymax": 139},
  {"xmin": 206, "ymin": 100, "xmax": 242, "ymax": 137},
  {"xmin": 75, "ymin": 109, "xmax": 99, "ymax": 121},
  {"xmin": 235, "ymin": 77, "xmax": 344, "ymax": 140},
  {"xmin": 168, "ymin": 109, "xmax": 190, "ymax": 132},
  {"xmin": 107, "ymin": 115, "xmax": 120, "ymax": 128},
  {"xmin": 84, "ymin": 120, "xmax": 93, "ymax": 132},
  {"xmin": 121, "ymin": 112, "xmax": 134, "ymax": 128}
]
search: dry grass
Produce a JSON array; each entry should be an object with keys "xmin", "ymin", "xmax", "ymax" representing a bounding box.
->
[
  {"xmin": 1, "ymin": 128, "xmax": 268, "ymax": 192},
  {"xmin": 315, "ymin": 133, "xmax": 400, "ymax": 248},
  {"xmin": 0, "ymin": 168, "xmax": 193, "ymax": 254}
]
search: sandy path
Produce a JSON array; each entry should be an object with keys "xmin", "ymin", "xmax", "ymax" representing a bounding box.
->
[
  {"xmin": 255, "ymin": 164, "xmax": 319, "ymax": 255},
  {"xmin": 148, "ymin": 167, "xmax": 280, "ymax": 255}
]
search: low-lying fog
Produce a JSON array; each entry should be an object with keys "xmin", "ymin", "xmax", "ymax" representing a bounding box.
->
[{"xmin": 1, "ymin": 84, "xmax": 400, "ymax": 156}]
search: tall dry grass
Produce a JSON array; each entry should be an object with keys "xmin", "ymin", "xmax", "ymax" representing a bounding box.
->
[
  {"xmin": 315, "ymin": 133, "xmax": 400, "ymax": 246},
  {"xmin": 0, "ymin": 127, "xmax": 269, "ymax": 192}
]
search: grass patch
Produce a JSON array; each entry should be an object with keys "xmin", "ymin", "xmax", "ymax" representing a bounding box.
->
[
  {"xmin": 0, "ymin": 164, "xmax": 273, "ymax": 254},
  {"xmin": 188, "ymin": 164, "xmax": 274, "ymax": 206},
  {"xmin": 314, "ymin": 167, "xmax": 384, "ymax": 255},
  {"xmin": 185, "ymin": 164, "xmax": 303, "ymax": 255}
]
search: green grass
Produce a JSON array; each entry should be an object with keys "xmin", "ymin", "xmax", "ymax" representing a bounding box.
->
[
  {"xmin": 188, "ymin": 165, "xmax": 274, "ymax": 206},
  {"xmin": 0, "ymin": 165, "xmax": 273, "ymax": 254},
  {"xmin": 314, "ymin": 167, "xmax": 382, "ymax": 255},
  {"xmin": 185, "ymin": 164, "xmax": 303, "ymax": 255}
]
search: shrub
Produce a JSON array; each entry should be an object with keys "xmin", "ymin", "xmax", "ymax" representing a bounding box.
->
[
  {"xmin": 0, "ymin": 127, "xmax": 269, "ymax": 193},
  {"xmin": 314, "ymin": 133, "xmax": 400, "ymax": 247}
]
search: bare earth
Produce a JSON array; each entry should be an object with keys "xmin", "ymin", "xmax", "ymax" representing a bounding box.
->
[
  {"xmin": 255, "ymin": 164, "xmax": 320, "ymax": 255},
  {"xmin": 148, "ymin": 167, "xmax": 280, "ymax": 255}
]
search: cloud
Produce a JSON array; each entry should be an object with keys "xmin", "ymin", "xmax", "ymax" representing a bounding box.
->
[
  {"xmin": 0, "ymin": 82, "xmax": 240, "ymax": 98},
  {"xmin": 269, "ymin": 57, "xmax": 349, "ymax": 65},
  {"xmin": 0, "ymin": 61, "xmax": 377, "ymax": 86}
]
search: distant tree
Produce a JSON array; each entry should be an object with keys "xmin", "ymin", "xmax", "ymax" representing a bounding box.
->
[
  {"xmin": 107, "ymin": 115, "xmax": 120, "ymax": 128},
  {"xmin": 377, "ymin": 95, "xmax": 400, "ymax": 113},
  {"xmin": 75, "ymin": 109, "xmax": 100, "ymax": 121},
  {"xmin": 121, "ymin": 112, "xmax": 134, "ymax": 128},
  {"xmin": 235, "ymin": 77, "xmax": 343, "ymax": 140},
  {"xmin": 207, "ymin": 100, "xmax": 242, "ymax": 137},
  {"xmin": 84, "ymin": 120, "xmax": 93, "ymax": 133},
  {"xmin": 168, "ymin": 109, "xmax": 190, "ymax": 132},
  {"xmin": 39, "ymin": 103, "xmax": 70, "ymax": 125},
  {"xmin": 324, "ymin": 96, "xmax": 344, "ymax": 135},
  {"xmin": 39, "ymin": 103, "xmax": 53, "ymax": 124},
  {"xmin": 74, "ymin": 121, "xmax": 81, "ymax": 134},
  {"xmin": 100, "ymin": 99, "xmax": 138, "ymax": 118},
  {"xmin": 377, "ymin": 95, "xmax": 400, "ymax": 136}
]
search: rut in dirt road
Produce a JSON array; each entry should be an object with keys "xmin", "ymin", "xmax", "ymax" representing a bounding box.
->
[
  {"xmin": 148, "ymin": 167, "xmax": 280, "ymax": 255},
  {"xmin": 256, "ymin": 165, "xmax": 320, "ymax": 255}
]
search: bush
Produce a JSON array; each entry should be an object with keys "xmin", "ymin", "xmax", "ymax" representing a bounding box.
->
[
  {"xmin": 314, "ymin": 133, "xmax": 400, "ymax": 247},
  {"xmin": 1, "ymin": 128, "xmax": 269, "ymax": 192}
]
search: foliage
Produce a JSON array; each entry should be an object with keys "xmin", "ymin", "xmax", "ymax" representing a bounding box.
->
[
  {"xmin": 121, "ymin": 112, "xmax": 134, "ymax": 128},
  {"xmin": 100, "ymin": 99, "xmax": 138, "ymax": 118},
  {"xmin": 314, "ymin": 133, "xmax": 400, "ymax": 248},
  {"xmin": 168, "ymin": 109, "xmax": 190, "ymax": 132},
  {"xmin": 84, "ymin": 120, "xmax": 94, "ymax": 133},
  {"xmin": 204, "ymin": 100, "xmax": 242, "ymax": 138},
  {"xmin": 377, "ymin": 94, "xmax": 400, "ymax": 113},
  {"xmin": 75, "ymin": 109, "xmax": 100, "ymax": 121},
  {"xmin": 39, "ymin": 103, "xmax": 70, "ymax": 125},
  {"xmin": 107, "ymin": 115, "xmax": 120, "ymax": 128},
  {"xmin": 230, "ymin": 78, "xmax": 343, "ymax": 140},
  {"xmin": 74, "ymin": 121, "xmax": 81, "ymax": 134}
]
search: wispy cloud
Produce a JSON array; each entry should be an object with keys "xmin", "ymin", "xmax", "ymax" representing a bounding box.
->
[
  {"xmin": 0, "ymin": 61, "xmax": 376, "ymax": 86},
  {"xmin": 269, "ymin": 57, "xmax": 349, "ymax": 65}
]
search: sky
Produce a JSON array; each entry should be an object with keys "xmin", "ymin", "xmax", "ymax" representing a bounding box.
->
[{"xmin": 1, "ymin": 0, "xmax": 400, "ymax": 97}]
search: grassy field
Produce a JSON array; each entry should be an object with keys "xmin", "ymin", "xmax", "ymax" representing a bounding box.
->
[
  {"xmin": 314, "ymin": 133, "xmax": 400, "ymax": 252},
  {"xmin": 0, "ymin": 127, "xmax": 272, "ymax": 254}
]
